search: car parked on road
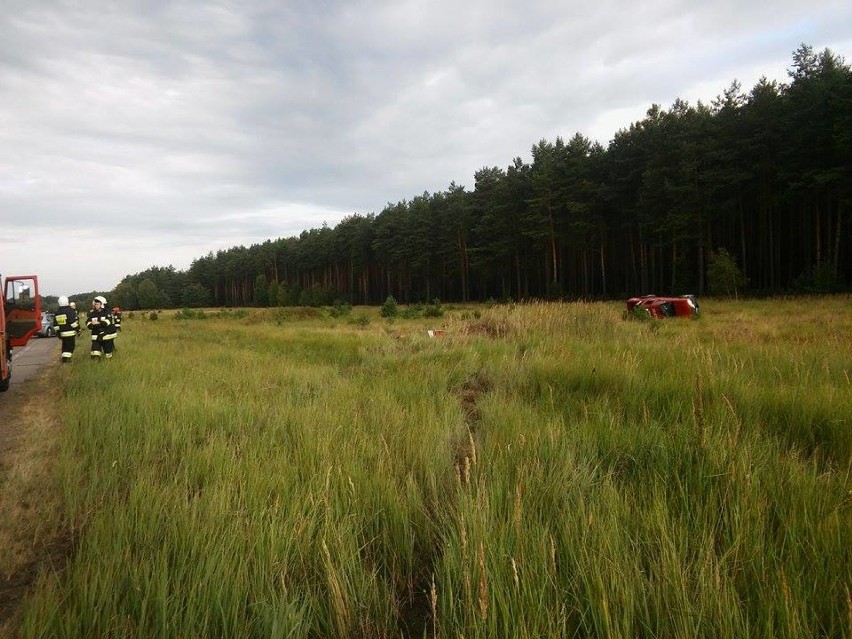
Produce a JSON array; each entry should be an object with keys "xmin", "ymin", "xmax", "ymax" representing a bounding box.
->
[{"xmin": 36, "ymin": 312, "xmax": 55, "ymax": 337}]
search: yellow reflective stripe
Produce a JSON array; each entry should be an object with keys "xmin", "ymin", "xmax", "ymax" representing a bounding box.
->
[{"xmin": 59, "ymin": 330, "xmax": 77, "ymax": 337}]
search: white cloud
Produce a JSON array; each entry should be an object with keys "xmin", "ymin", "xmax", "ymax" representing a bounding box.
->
[{"xmin": 1, "ymin": 0, "xmax": 850, "ymax": 295}]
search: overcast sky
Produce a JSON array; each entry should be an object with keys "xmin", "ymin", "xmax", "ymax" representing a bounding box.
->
[{"xmin": 1, "ymin": 1, "xmax": 850, "ymax": 297}]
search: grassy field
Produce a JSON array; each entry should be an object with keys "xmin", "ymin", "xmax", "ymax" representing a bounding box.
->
[{"xmin": 13, "ymin": 298, "xmax": 852, "ymax": 637}]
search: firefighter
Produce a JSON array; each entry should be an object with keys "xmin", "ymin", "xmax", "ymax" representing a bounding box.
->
[
  {"xmin": 69, "ymin": 302, "xmax": 81, "ymax": 336},
  {"xmin": 99, "ymin": 298, "xmax": 118, "ymax": 358},
  {"xmin": 87, "ymin": 296, "xmax": 117, "ymax": 360},
  {"xmin": 112, "ymin": 306, "xmax": 122, "ymax": 331},
  {"xmin": 53, "ymin": 296, "xmax": 79, "ymax": 363}
]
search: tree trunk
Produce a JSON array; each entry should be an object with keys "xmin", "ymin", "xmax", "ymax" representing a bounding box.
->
[
  {"xmin": 768, "ymin": 205, "xmax": 776, "ymax": 289},
  {"xmin": 671, "ymin": 242, "xmax": 678, "ymax": 292},
  {"xmin": 458, "ymin": 229, "xmax": 469, "ymax": 302},
  {"xmin": 548, "ymin": 203, "xmax": 558, "ymax": 286},
  {"xmin": 629, "ymin": 230, "xmax": 637, "ymax": 292},
  {"xmin": 834, "ymin": 201, "xmax": 842, "ymax": 277},
  {"xmin": 515, "ymin": 251, "xmax": 522, "ymax": 301},
  {"xmin": 816, "ymin": 201, "xmax": 822, "ymax": 265},
  {"xmin": 739, "ymin": 200, "xmax": 747, "ymax": 279}
]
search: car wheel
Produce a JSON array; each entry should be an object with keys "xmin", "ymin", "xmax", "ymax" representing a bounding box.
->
[{"xmin": 48, "ymin": 327, "xmax": 56, "ymax": 337}]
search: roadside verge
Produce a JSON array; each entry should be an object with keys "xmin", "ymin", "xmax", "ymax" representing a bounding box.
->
[{"xmin": 0, "ymin": 364, "xmax": 72, "ymax": 637}]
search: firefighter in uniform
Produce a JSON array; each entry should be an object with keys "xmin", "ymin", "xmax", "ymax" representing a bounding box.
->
[
  {"xmin": 87, "ymin": 296, "xmax": 117, "ymax": 360},
  {"xmin": 69, "ymin": 302, "xmax": 81, "ymax": 335},
  {"xmin": 53, "ymin": 296, "xmax": 79, "ymax": 363},
  {"xmin": 112, "ymin": 306, "xmax": 122, "ymax": 331}
]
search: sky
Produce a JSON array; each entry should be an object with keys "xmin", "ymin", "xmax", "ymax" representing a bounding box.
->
[{"xmin": 1, "ymin": 1, "xmax": 850, "ymax": 297}]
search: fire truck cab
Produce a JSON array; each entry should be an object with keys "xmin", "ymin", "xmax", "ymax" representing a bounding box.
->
[{"xmin": 1, "ymin": 275, "xmax": 41, "ymax": 392}]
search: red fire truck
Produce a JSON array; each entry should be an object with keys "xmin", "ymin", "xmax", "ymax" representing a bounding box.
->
[{"xmin": 1, "ymin": 275, "xmax": 41, "ymax": 391}]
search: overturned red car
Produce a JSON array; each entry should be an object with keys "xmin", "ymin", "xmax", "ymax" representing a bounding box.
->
[{"xmin": 626, "ymin": 294, "xmax": 699, "ymax": 319}]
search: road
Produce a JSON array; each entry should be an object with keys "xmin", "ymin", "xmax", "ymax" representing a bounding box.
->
[{"xmin": 9, "ymin": 336, "xmax": 55, "ymax": 385}]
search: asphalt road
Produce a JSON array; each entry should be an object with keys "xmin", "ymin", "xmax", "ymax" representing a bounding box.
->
[{"xmin": 9, "ymin": 336, "xmax": 56, "ymax": 386}]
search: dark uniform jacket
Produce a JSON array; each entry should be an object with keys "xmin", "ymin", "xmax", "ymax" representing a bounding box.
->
[
  {"xmin": 86, "ymin": 307, "xmax": 117, "ymax": 340},
  {"xmin": 53, "ymin": 305, "xmax": 79, "ymax": 337}
]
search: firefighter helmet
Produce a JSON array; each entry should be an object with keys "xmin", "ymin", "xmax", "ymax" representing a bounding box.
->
[{"xmin": 58, "ymin": 296, "xmax": 69, "ymax": 306}]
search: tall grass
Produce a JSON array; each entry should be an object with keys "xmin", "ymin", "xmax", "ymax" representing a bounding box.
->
[{"xmin": 18, "ymin": 298, "xmax": 852, "ymax": 637}]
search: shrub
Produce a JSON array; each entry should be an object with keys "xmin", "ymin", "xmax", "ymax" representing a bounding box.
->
[
  {"xmin": 707, "ymin": 248, "xmax": 747, "ymax": 297},
  {"xmin": 380, "ymin": 296, "xmax": 398, "ymax": 318},
  {"xmin": 793, "ymin": 260, "xmax": 844, "ymax": 293},
  {"xmin": 627, "ymin": 306, "xmax": 651, "ymax": 321},
  {"xmin": 174, "ymin": 308, "xmax": 206, "ymax": 320},
  {"xmin": 349, "ymin": 313, "xmax": 370, "ymax": 327},
  {"xmin": 329, "ymin": 301, "xmax": 353, "ymax": 318},
  {"xmin": 400, "ymin": 307, "xmax": 421, "ymax": 319},
  {"xmin": 423, "ymin": 298, "xmax": 444, "ymax": 318},
  {"xmin": 272, "ymin": 307, "xmax": 323, "ymax": 323}
]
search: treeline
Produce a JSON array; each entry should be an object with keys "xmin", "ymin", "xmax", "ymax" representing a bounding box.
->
[{"xmin": 111, "ymin": 45, "xmax": 851, "ymax": 310}]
